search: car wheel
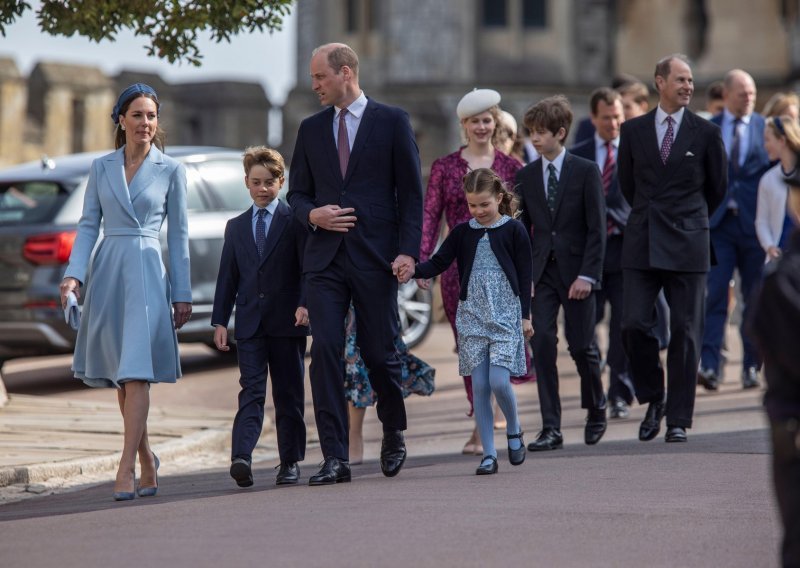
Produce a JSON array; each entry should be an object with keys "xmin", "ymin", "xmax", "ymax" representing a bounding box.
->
[{"xmin": 398, "ymin": 280, "xmax": 433, "ymax": 349}]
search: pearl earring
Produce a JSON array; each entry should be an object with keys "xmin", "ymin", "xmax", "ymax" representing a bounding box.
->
[{"xmin": 120, "ymin": 124, "xmax": 126, "ymax": 131}]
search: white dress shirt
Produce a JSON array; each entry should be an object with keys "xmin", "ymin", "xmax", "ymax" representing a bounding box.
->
[
  {"xmin": 594, "ymin": 133, "xmax": 619, "ymax": 170},
  {"xmin": 655, "ymin": 105, "xmax": 685, "ymax": 148},
  {"xmin": 333, "ymin": 91, "xmax": 368, "ymax": 151}
]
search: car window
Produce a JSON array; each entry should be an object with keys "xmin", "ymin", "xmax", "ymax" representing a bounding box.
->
[
  {"xmin": 194, "ymin": 160, "xmax": 252, "ymax": 211},
  {"xmin": 0, "ymin": 181, "xmax": 69, "ymax": 225},
  {"xmin": 186, "ymin": 178, "xmax": 206, "ymax": 211}
]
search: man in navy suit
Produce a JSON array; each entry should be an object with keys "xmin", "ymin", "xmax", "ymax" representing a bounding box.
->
[
  {"xmin": 618, "ymin": 54, "xmax": 727, "ymax": 443},
  {"xmin": 288, "ymin": 43, "xmax": 423, "ymax": 485},
  {"xmin": 571, "ymin": 88, "xmax": 636, "ymax": 420},
  {"xmin": 699, "ymin": 69, "xmax": 771, "ymax": 391},
  {"xmin": 211, "ymin": 146, "xmax": 309, "ymax": 488}
]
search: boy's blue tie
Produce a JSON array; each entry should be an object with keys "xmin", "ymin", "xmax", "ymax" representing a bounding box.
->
[{"xmin": 255, "ymin": 208, "xmax": 267, "ymax": 258}]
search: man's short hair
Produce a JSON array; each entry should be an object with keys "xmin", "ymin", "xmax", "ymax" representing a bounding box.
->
[
  {"xmin": 589, "ymin": 87, "xmax": 622, "ymax": 115},
  {"xmin": 313, "ymin": 43, "xmax": 359, "ymax": 76},
  {"xmin": 654, "ymin": 54, "xmax": 691, "ymax": 85},
  {"xmin": 523, "ymin": 95, "xmax": 573, "ymax": 139}
]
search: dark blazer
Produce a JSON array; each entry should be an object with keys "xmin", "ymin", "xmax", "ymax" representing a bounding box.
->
[
  {"xmin": 515, "ymin": 152, "xmax": 607, "ymax": 288},
  {"xmin": 288, "ymin": 98, "xmax": 424, "ymax": 272},
  {"xmin": 414, "ymin": 218, "xmax": 533, "ymax": 318},
  {"xmin": 211, "ymin": 200, "xmax": 309, "ymax": 339},
  {"xmin": 617, "ymin": 108, "xmax": 727, "ymax": 272},
  {"xmin": 570, "ymin": 137, "xmax": 631, "ymax": 230},
  {"xmin": 708, "ymin": 112, "xmax": 771, "ymax": 236}
]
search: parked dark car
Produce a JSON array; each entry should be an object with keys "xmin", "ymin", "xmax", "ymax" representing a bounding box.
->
[{"xmin": 0, "ymin": 147, "xmax": 433, "ymax": 372}]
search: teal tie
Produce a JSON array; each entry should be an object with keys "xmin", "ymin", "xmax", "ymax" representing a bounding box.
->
[{"xmin": 547, "ymin": 163, "xmax": 558, "ymax": 213}]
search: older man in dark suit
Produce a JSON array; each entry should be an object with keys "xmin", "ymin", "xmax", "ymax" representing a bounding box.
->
[
  {"xmin": 617, "ymin": 54, "xmax": 727, "ymax": 443},
  {"xmin": 288, "ymin": 43, "xmax": 423, "ymax": 485}
]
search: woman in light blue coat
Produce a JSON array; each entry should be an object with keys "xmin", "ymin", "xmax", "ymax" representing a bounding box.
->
[{"xmin": 59, "ymin": 84, "xmax": 192, "ymax": 501}]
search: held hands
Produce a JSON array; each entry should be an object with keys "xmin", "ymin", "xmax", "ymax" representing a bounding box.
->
[
  {"xmin": 568, "ymin": 278, "xmax": 592, "ymax": 300},
  {"xmin": 522, "ymin": 318, "xmax": 534, "ymax": 340},
  {"xmin": 173, "ymin": 302, "xmax": 192, "ymax": 330},
  {"xmin": 59, "ymin": 277, "xmax": 80, "ymax": 309},
  {"xmin": 767, "ymin": 246, "xmax": 782, "ymax": 261},
  {"xmin": 309, "ymin": 205, "xmax": 356, "ymax": 232},
  {"xmin": 213, "ymin": 325, "xmax": 230, "ymax": 352},
  {"xmin": 295, "ymin": 306, "xmax": 310, "ymax": 327},
  {"xmin": 392, "ymin": 254, "xmax": 415, "ymax": 283}
]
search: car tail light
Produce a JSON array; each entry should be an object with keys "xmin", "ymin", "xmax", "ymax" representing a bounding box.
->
[
  {"xmin": 23, "ymin": 300, "xmax": 59, "ymax": 309},
  {"xmin": 23, "ymin": 231, "xmax": 77, "ymax": 265}
]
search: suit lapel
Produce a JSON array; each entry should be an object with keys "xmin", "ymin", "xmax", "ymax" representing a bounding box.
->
[
  {"xmin": 259, "ymin": 202, "xmax": 289, "ymax": 266},
  {"xmin": 101, "ymin": 148, "xmax": 137, "ymax": 222},
  {"xmin": 527, "ymin": 160, "xmax": 550, "ymax": 222},
  {"xmin": 235, "ymin": 209, "xmax": 260, "ymax": 265},
  {"xmin": 343, "ymin": 99, "xmax": 378, "ymax": 185},
  {"xmin": 641, "ymin": 109, "xmax": 664, "ymax": 171},
  {"xmin": 129, "ymin": 145, "xmax": 166, "ymax": 202}
]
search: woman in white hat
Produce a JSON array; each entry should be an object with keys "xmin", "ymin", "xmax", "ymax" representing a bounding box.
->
[{"xmin": 419, "ymin": 88, "xmax": 533, "ymax": 455}]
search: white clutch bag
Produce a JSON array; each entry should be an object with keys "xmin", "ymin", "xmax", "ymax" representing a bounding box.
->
[{"xmin": 64, "ymin": 291, "xmax": 81, "ymax": 330}]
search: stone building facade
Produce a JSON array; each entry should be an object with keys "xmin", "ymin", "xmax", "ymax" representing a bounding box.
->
[
  {"xmin": 0, "ymin": 59, "xmax": 271, "ymax": 168},
  {"xmin": 281, "ymin": 0, "xmax": 800, "ymax": 173}
]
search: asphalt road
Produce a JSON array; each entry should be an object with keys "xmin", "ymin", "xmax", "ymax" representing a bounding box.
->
[{"xmin": 0, "ymin": 324, "xmax": 782, "ymax": 567}]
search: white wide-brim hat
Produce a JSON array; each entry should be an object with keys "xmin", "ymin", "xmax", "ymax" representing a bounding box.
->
[{"xmin": 457, "ymin": 88, "xmax": 501, "ymax": 119}]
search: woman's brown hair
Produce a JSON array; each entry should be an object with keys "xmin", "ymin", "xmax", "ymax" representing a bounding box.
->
[{"xmin": 114, "ymin": 93, "xmax": 166, "ymax": 150}]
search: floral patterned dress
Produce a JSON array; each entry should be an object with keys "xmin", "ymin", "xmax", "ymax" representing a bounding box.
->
[
  {"xmin": 344, "ymin": 304, "xmax": 435, "ymax": 408},
  {"xmin": 420, "ymin": 148, "xmax": 533, "ymax": 411}
]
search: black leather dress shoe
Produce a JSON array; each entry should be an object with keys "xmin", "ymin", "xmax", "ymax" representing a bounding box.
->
[
  {"xmin": 475, "ymin": 456, "xmax": 498, "ymax": 475},
  {"xmin": 275, "ymin": 462, "xmax": 300, "ymax": 485},
  {"xmin": 608, "ymin": 398, "xmax": 630, "ymax": 419},
  {"xmin": 665, "ymin": 426, "xmax": 687, "ymax": 443},
  {"xmin": 308, "ymin": 456, "xmax": 351, "ymax": 486},
  {"xmin": 741, "ymin": 366, "xmax": 760, "ymax": 389},
  {"xmin": 527, "ymin": 428, "xmax": 563, "ymax": 451},
  {"xmin": 380, "ymin": 430, "xmax": 407, "ymax": 477},
  {"xmin": 506, "ymin": 432, "xmax": 526, "ymax": 465},
  {"xmin": 584, "ymin": 411, "xmax": 607, "ymax": 445},
  {"xmin": 638, "ymin": 400, "xmax": 666, "ymax": 441},
  {"xmin": 230, "ymin": 458, "xmax": 253, "ymax": 488},
  {"xmin": 697, "ymin": 367, "xmax": 719, "ymax": 391}
]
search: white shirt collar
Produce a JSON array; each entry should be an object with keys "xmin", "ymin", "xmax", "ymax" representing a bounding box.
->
[
  {"xmin": 594, "ymin": 133, "xmax": 619, "ymax": 149},
  {"xmin": 656, "ymin": 104, "xmax": 685, "ymax": 126},
  {"xmin": 543, "ymin": 147, "xmax": 567, "ymax": 174},
  {"xmin": 335, "ymin": 91, "xmax": 367, "ymax": 119}
]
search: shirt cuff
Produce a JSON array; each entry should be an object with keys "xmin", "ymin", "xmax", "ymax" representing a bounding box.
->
[{"xmin": 578, "ymin": 275, "xmax": 596, "ymax": 286}]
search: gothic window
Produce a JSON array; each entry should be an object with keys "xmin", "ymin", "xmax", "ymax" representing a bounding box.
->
[{"xmin": 483, "ymin": 0, "xmax": 508, "ymax": 27}]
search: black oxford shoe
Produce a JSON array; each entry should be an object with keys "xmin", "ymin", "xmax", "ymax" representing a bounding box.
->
[
  {"xmin": 308, "ymin": 457, "xmax": 351, "ymax": 486},
  {"xmin": 527, "ymin": 428, "xmax": 563, "ymax": 451},
  {"xmin": 380, "ymin": 430, "xmax": 407, "ymax": 477},
  {"xmin": 275, "ymin": 462, "xmax": 300, "ymax": 485},
  {"xmin": 230, "ymin": 458, "xmax": 253, "ymax": 488},
  {"xmin": 584, "ymin": 411, "xmax": 608, "ymax": 445},
  {"xmin": 475, "ymin": 456, "xmax": 498, "ymax": 475},
  {"xmin": 506, "ymin": 432, "xmax": 526, "ymax": 465},
  {"xmin": 638, "ymin": 400, "xmax": 666, "ymax": 441},
  {"xmin": 665, "ymin": 426, "xmax": 687, "ymax": 443},
  {"xmin": 741, "ymin": 367, "xmax": 760, "ymax": 390}
]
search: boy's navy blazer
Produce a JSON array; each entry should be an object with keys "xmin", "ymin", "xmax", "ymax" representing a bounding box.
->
[
  {"xmin": 515, "ymin": 152, "xmax": 606, "ymax": 289},
  {"xmin": 569, "ymin": 137, "xmax": 631, "ymax": 229},
  {"xmin": 288, "ymin": 97, "xmax": 423, "ymax": 272},
  {"xmin": 211, "ymin": 200, "xmax": 308, "ymax": 339}
]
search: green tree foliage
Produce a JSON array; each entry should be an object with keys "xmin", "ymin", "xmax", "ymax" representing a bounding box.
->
[{"xmin": 0, "ymin": 1, "xmax": 293, "ymax": 66}]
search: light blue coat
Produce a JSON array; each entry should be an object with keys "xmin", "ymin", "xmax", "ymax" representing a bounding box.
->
[{"xmin": 64, "ymin": 146, "xmax": 191, "ymax": 388}]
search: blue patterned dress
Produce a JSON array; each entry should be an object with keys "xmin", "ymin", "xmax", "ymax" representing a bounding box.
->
[{"xmin": 455, "ymin": 215, "xmax": 526, "ymax": 377}]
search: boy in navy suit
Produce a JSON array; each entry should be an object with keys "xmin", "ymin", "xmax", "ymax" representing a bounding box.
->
[{"xmin": 211, "ymin": 146, "xmax": 309, "ymax": 488}]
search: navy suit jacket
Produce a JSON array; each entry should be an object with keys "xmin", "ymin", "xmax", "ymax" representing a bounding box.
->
[
  {"xmin": 288, "ymin": 97, "xmax": 424, "ymax": 272},
  {"xmin": 515, "ymin": 152, "xmax": 606, "ymax": 289},
  {"xmin": 618, "ymin": 108, "xmax": 727, "ymax": 272},
  {"xmin": 211, "ymin": 200, "xmax": 309, "ymax": 340},
  {"xmin": 709, "ymin": 112, "xmax": 771, "ymax": 237},
  {"xmin": 570, "ymin": 137, "xmax": 631, "ymax": 230}
]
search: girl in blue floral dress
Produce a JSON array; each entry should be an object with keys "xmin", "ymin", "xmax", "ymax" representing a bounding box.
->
[{"xmin": 400, "ymin": 168, "xmax": 533, "ymax": 475}]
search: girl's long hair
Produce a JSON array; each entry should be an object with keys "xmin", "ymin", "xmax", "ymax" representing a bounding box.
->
[{"xmin": 462, "ymin": 167, "xmax": 518, "ymax": 217}]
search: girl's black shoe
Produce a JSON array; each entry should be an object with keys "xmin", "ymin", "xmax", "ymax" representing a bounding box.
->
[
  {"xmin": 475, "ymin": 456, "xmax": 498, "ymax": 475},
  {"xmin": 507, "ymin": 431, "xmax": 526, "ymax": 465}
]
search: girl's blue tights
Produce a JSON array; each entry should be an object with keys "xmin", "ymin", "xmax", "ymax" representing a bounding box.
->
[{"xmin": 470, "ymin": 355, "xmax": 521, "ymax": 461}]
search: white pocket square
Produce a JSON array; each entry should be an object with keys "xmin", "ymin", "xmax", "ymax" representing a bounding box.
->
[
  {"xmin": 685, "ymin": 151, "xmax": 695, "ymax": 157},
  {"xmin": 64, "ymin": 291, "xmax": 81, "ymax": 330}
]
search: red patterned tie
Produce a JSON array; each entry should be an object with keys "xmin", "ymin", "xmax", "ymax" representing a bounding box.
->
[
  {"xmin": 660, "ymin": 116, "xmax": 674, "ymax": 164},
  {"xmin": 338, "ymin": 107, "xmax": 350, "ymax": 177},
  {"xmin": 602, "ymin": 141, "xmax": 618, "ymax": 236}
]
